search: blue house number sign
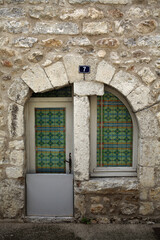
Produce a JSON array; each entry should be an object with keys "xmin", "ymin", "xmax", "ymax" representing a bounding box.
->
[{"xmin": 79, "ymin": 65, "xmax": 90, "ymax": 73}]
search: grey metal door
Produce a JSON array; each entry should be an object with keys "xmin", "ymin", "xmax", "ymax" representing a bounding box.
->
[{"xmin": 26, "ymin": 99, "xmax": 73, "ymax": 217}]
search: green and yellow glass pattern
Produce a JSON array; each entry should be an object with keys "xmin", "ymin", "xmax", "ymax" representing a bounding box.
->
[
  {"xmin": 97, "ymin": 91, "xmax": 133, "ymax": 167},
  {"xmin": 35, "ymin": 108, "xmax": 66, "ymax": 173}
]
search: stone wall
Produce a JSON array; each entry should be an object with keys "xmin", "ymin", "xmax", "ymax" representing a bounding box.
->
[{"xmin": 0, "ymin": 0, "xmax": 160, "ymax": 222}]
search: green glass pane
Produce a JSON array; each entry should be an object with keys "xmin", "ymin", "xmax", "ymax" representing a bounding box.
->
[
  {"xmin": 35, "ymin": 108, "xmax": 66, "ymax": 173},
  {"xmin": 97, "ymin": 91, "xmax": 133, "ymax": 167}
]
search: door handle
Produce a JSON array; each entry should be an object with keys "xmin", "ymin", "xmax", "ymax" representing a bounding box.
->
[{"xmin": 65, "ymin": 153, "xmax": 72, "ymax": 174}]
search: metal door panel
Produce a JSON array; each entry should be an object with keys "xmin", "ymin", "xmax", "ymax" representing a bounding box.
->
[{"xmin": 26, "ymin": 174, "xmax": 73, "ymax": 217}]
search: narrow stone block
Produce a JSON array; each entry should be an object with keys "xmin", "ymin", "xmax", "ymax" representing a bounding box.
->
[{"xmin": 74, "ymin": 81, "xmax": 104, "ymax": 96}]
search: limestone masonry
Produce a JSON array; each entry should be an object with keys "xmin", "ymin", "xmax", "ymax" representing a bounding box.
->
[{"xmin": 0, "ymin": 0, "xmax": 160, "ymax": 223}]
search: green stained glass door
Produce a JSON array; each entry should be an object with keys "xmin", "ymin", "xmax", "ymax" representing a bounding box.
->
[{"xmin": 35, "ymin": 108, "xmax": 66, "ymax": 173}]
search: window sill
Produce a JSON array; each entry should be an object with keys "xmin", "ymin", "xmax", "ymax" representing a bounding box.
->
[{"xmin": 74, "ymin": 177, "xmax": 138, "ymax": 194}]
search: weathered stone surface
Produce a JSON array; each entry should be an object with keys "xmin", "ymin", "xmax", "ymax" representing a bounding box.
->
[
  {"xmin": 108, "ymin": 9, "xmax": 123, "ymax": 18},
  {"xmin": 121, "ymin": 203, "xmax": 138, "ymax": 215},
  {"xmin": 28, "ymin": 51, "xmax": 43, "ymax": 63},
  {"xmin": 8, "ymin": 78, "xmax": 29, "ymax": 105},
  {"xmin": 0, "ymin": 37, "xmax": 9, "ymax": 46},
  {"xmin": 75, "ymin": 178, "xmax": 138, "ymax": 194},
  {"xmin": 0, "ymin": 47, "xmax": 15, "ymax": 57},
  {"xmin": 140, "ymin": 139, "xmax": 160, "ymax": 167},
  {"xmin": 82, "ymin": 22, "xmax": 108, "ymax": 35},
  {"xmin": 85, "ymin": 57, "xmax": 98, "ymax": 81},
  {"xmin": 110, "ymin": 70, "xmax": 139, "ymax": 96},
  {"xmin": 67, "ymin": 37, "xmax": 91, "ymax": 46},
  {"xmin": 138, "ymin": 67, "xmax": 156, "ymax": 85},
  {"xmin": 157, "ymin": 112, "xmax": 160, "ymax": 124},
  {"xmin": 95, "ymin": 38, "xmax": 119, "ymax": 48},
  {"xmin": 41, "ymin": 38, "xmax": 63, "ymax": 47},
  {"xmin": 60, "ymin": 9, "xmax": 87, "ymax": 20},
  {"xmin": 88, "ymin": 7, "xmax": 104, "ymax": 19},
  {"xmin": 5, "ymin": 20, "xmax": 29, "ymax": 34},
  {"xmin": 1, "ymin": 179, "xmax": 24, "ymax": 218},
  {"xmin": 42, "ymin": 59, "xmax": 52, "ymax": 67},
  {"xmin": 1, "ymin": 60, "xmax": 13, "ymax": 67},
  {"xmin": 8, "ymin": 103, "xmax": 24, "ymax": 138},
  {"xmin": 132, "ymin": 50, "xmax": 145, "ymax": 58},
  {"xmin": 127, "ymin": 85, "xmax": 150, "ymax": 111},
  {"xmin": 139, "ymin": 202, "xmax": 154, "ymax": 215},
  {"xmin": 0, "ymin": 0, "xmax": 3, "ymax": 4},
  {"xmin": 10, "ymin": 150, "xmax": 24, "ymax": 166},
  {"xmin": 74, "ymin": 96, "xmax": 90, "ymax": 181},
  {"xmin": 29, "ymin": 0, "xmax": 49, "ymax": 3},
  {"xmin": 14, "ymin": 37, "xmax": 38, "ymax": 48},
  {"xmin": 90, "ymin": 204, "xmax": 104, "ymax": 214},
  {"xmin": 74, "ymin": 81, "xmax": 104, "ymax": 96},
  {"xmin": 139, "ymin": 167, "xmax": 155, "ymax": 188},
  {"xmin": 0, "ymin": 7, "xmax": 25, "ymax": 18},
  {"xmin": 136, "ymin": 108, "xmax": 159, "ymax": 138},
  {"xmin": 136, "ymin": 20, "xmax": 157, "ymax": 34},
  {"xmin": 96, "ymin": 60, "xmax": 115, "ymax": 84},
  {"xmin": 21, "ymin": 64, "xmax": 53, "ymax": 93},
  {"xmin": 6, "ymin": 0, "xmax": 25, "ymax": 3},
  {"xmin": 69, "ymin": 0, "xmax": 130, "ymax": 4},
  {"xmin": 124, "ymin": 38, "xmax": 136, "ymax": 47},
  {"xmin": 45, "ymin": 62, "xmax": 68, "ymax": 88},
  {"xmin": 114, "ymin": 21, "xmax": 124, "ymax": 35},
  {"xmin": 74, "ymin": 194, "xmax": 86, "ymax": 216},
  {"xmin": 149, "ymin": 187, "xmax": 160, "ymax": 202},
  {"xmin": 6, "ymin": 166, "xmax": 23, "ymax": 178},
  {"xmin": 91, "ymin": 196, "xmax": 101, "ymax": 203},
  {"xmin": 155, "ymin": 59, "xmax": 160, "ymax": 69},
  {"xmin": 137, "ymin": 35, "xmax": 160, "ymax": 47},
  {"xmin": 63, "ymin": 54, "xmax": 83, "ymax": 83},
  {"xmin": 33, "ymin": 22, "xmax": 79, "ymax": 35},
  {"xmin": 9, "ymin": 140, "xmax": 24, "ymax": 150},
  {"xmin": 29, "ymin": 6, "xmax": 56, "ymax": 19},
  {"xmin": 139, "ymin": 189, "xmax": 148, "ymax": 201}
]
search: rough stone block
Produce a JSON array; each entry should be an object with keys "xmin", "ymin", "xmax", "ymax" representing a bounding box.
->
[
  {"xmin": 96, "ymin": 60, "xmax": 115, "ymax": 84},
  {"xmin": 90, "ymin": 204, "xmax": 104, "ymax": 214},
  {"xmin": 8, "ymin": 78, "xmax": 29, "ymax": 105},
  {"xmin": 14, "ymin": 37, "xmax": 38, "ymax": 48},
  {"xmin": 139, "ymin": 167, "xmax": 155, "ymax": 188},
  {"xmin": 127, "ymin": 85, "xmax": 151, "ymax": 112},
  {"xmin": 63, "ymin": 54, "xmax": 83, "ymax": 83},
  {"xmin": 69, "ymin": 0, "xmax": 130, "ymax": 4},
  {"xmin": 120, "ymin": 203, "xmax": 138, "ymax": 215},
  {"xmin": 136, "ymin": 20, "xmax": 157, "ymax": 34},
  {"xmin": 21, "ymin": 64, "xmax": 53, "ymax": 93},
  {"xmin": 74, "ymin": 194, "xmax": 86, "ymax": 216},
  {"xmin": 74, "ymin": 96, "xmax": 90, "ymax": 181},
  {"xmin": 5, "ymin": 20, "xmax": 29, "ymax": 34},
  {"xmin": 139, "ymin": 202, "xmax": 154, "ymax": 215},
  {"xmin": 10, "ymin": 150, "xmax": 24, "ymax": 166},
  {"xmin": 83, "ymin": 22, "xmax": 108, "ymax": 35},
  {"xmin": 137, "ymin": 35, "xmax": 160, "ymax": 47},
  {"xmin": 33, "ymin": 22, "xmax": 79, "ymax": 35},
  {"xmin": 85, "ymin": 57, "xmax": 98, "ymax": 81},
  {"xmin": 140, "ymin": 139, "xmax": 160, "ymax": 167},
  {"xmin": 110, "ymin": 70, "xmax": 139, "ymax": 96},
  {"xmin": 9, "ymin": 140, "xmax": 24, "ymax": 150},
  {"xmin": 8, "ymin": 103, "xmax": 24, "ymax": 138},
  {"xmin": 136, "ymin": 108, "xmax": 159, "ymax": 138},
  {"xmin": 67, "ymin": 37, "xmax": 91, "ymax": 46},
  {"xmin": 74, "ymin": 81, "xmax": 104, "ymax": 96},
  {"xmin": 45, "ymin": 62, "xmax": 69, "ymax": 88},
  {"xmin": 6, "ymin": 166, "xmax": 23, "ymax": 178},
  {"xmin": 0, "ymin": 7, "xmax": 25, "ymax": 18},
  {"xmin": 1, "ymin": 179, "xmax": 24, "ymax": 218},
  {"xmin": 95, "ymin": 38, "xmax": 120, "ymax": 48},
  {"xmin": 138, "ymin": 67, "xmax": 156, "ymax": 85},
  {"xmin": 149, "ymin": 187, "xmax": 160, "ymax": 201}
]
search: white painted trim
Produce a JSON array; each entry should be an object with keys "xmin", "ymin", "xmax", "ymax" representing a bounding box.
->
[
  {"xmin": 26, "ymin": 98, "xmax": 73, "ymax": 174},
  {"xmin": 90, "ymin": 86, "xmax": 138, "ymax": 177}
]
